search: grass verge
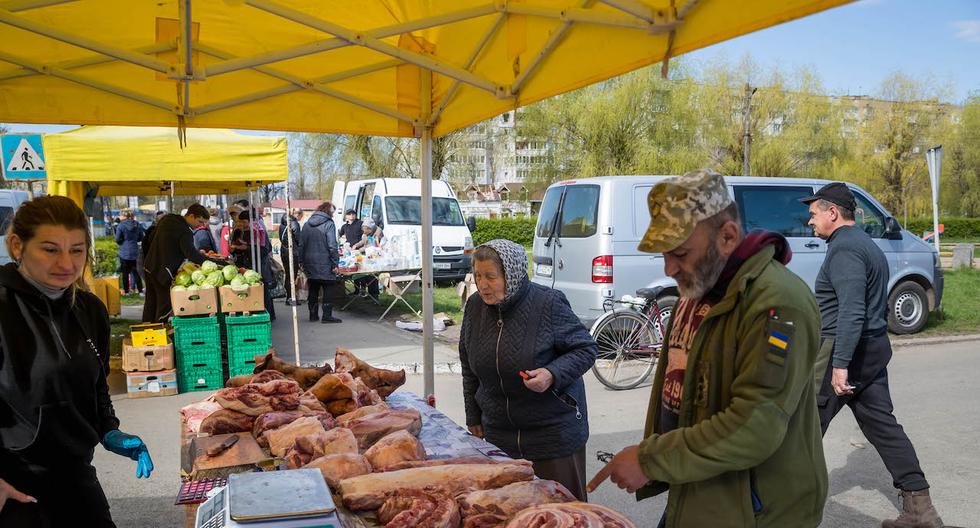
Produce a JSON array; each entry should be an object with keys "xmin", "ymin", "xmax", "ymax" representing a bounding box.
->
[{"xmin": 919, "ymin": 269, "xmax": 980, "ymax": 336}]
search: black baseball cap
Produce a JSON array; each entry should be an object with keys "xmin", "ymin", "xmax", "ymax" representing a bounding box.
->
[{"xmin": 800, "ymin": 182, "xmax": 856, "ymax": 211}]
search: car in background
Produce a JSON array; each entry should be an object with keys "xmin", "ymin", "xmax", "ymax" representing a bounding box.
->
[{"xmin": 0, "ymin": 190, "xmax": 30, "ymax": 265}]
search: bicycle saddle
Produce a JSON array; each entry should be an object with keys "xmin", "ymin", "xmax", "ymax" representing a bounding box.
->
[{"xmin": 636, "ymin": 286, "xmax": 664, "ymax": 300}]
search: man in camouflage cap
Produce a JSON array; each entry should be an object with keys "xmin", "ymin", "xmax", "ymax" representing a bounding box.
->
[{"xmin": 590, "ymin": 169, "xmax": 827, "ymax": 527}]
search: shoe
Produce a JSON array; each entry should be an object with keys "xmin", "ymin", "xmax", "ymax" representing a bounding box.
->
[
  {"xmin": 320, "ymin": 304, "xmax": 342, "ymax": 324},
  {"xmin": 309, "ymin": 305, "xmax": 319, "ymax": 322},
  {"xmin": 882, "ymin": 489, "xmax": 944, "ymax": 528}
]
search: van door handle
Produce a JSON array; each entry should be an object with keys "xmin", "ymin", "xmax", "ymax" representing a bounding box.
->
[{"xmin": 805, "ymin": 241, "xmax": 820, "ymax": 249}]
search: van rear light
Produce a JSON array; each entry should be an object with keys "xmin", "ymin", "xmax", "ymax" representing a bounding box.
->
[{"xmin": 592, "ymin": 255, "xmax": 613, "ymax": 283}]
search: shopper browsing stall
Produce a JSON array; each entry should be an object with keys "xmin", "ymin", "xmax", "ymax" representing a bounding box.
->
[
  {"xmin": 114, "ymin": 210, "xmax": 144, "ymax": 295},
  {"xmin": 279, "ymin": 208, "xmax": 303, "ymax": 305},
  {"xmin": 352, "ymin": 217, "xmax": 384, "ymax": 250},
  {"xmin": 338, "ymin": 209, "xmax": 362, "ymax": 246},
  {"xmin": 229, "ymin": 209, "xmax": 276, "ymax": 320},
  {"xmin": 300, "ymin": 202, "xmax": 342, "ymax": 324},
  {"xmin": 142, "ymin": 204, "xmax": 215, "ymax": 322},
  {"xmin": 0, "ymin": 196, "xmax": 153, "ymax": 527}
]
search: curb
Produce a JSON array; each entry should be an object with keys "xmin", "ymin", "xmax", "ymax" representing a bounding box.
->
[{"xmin": 891, "ymin": 333, "xmax": 980, "ymax": 348}]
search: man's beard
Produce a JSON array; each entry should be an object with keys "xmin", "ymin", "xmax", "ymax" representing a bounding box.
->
[{"xmin": 674, "ymin": 241, "xmax": 728, "ymax": 300}]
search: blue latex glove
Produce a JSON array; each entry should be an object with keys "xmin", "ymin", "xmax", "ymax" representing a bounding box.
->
[{"xmin": 101, "ymin": 430, "xmax": 154, "ymax": 478}]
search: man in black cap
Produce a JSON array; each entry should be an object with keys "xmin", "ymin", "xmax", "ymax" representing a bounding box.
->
[
  {"xmin": 803, "ymin": 183, "xmax": 943, "ymax": 528},
  {"xmin": 142, "ymin": 204, "xmax": 216, "ymax": 323}
]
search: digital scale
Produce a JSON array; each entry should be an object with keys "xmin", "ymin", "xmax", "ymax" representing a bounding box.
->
[{"xmin": 194, "ymin": 469, "xmax": 342, "ymax": 528}]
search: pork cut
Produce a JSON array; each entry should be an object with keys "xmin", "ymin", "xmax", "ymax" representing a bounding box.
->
[
  {"xmin": 214, "ymin": 379, "xmax": 305, "ymax": 416},
  {"xmin": 180, "ymin": 399, "xmax": 223, "ymax": 433},
  {"xmin": 304, "ymin": 453, "xmax": 373, "ymax": 489},
  {"xmin": 199, "ymin": 408, "xmax": 256, "ymax": 435},
  {"xmin": 345, "ymin": 408, "xmax": 422, "ymax": 450},
  {"xmin": 503, "ymin": 503, "xmax": 635, "ymax": 528},
  {"xmin": 263, "ymin": 416, "xmax": 326, "ymax": 457},
  {"xmin": 337, "ymin": 461, "xmax": 535, "ymax": 511},
  {"xmin": 363, "ymin": 430, "xmax": 426, "ymax": 470},
  {"xmin": 377, "ymin": 490, "xmax": 461, "ymax": 528},
  {"xmin": 252, "ymin": 410, "xmax": 336, "ymax": 447},
  {"xmin": 225, "ymin": 369, "xmax": 288, "ymax": 388},
  {"xmin": 458, "ymin": 480, "xmax": 575, "ymax": 528},
  {"xmin": 335, "ymin": 348, "xmax": 406, "ymax": 398},
  {"xmin": 284, "ymin": 427, "xmax": 359, "ymax": 469},
  {"xmin": 253, "ymin": 348, "xmax": 333, "ymax": 389},
  {"xmin": 379, "ymin": 456, "xmax": 500, "ymax": 472},
  {"xmin": 336, "ymin": 402, "xmax": 389, "ymax": 425}
]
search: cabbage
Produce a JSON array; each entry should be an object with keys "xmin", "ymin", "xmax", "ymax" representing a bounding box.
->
[
  {"xmin": 230, "ymin": 275, "xmax": 246, "ymax": 288},
  {"xmin": 171, "ymin": 285, "xmax": 186, "ymax": 292},
  {"xmin": 186, "ymin": 284, "xmax": 200, "ymax": 291},
  {"xmin": 243, "ymin": 270, "xmax": 262, "ymax": 285},
  {"xmin": 222, "ymin": 265, "xmax": 238, "ymax": 282},
  {"xmin": 201, "ymin": 260, "xmax": 218, "ymax": 273},
  {"xmin": 204, "ymin": 271, "xmax": 224, "ymax": 287},
  {"xmin": 231, "ymin": 283, "xmax": 250, "ymax": 293},
  {"xmin": 191, "ymin": 270, "xmax": 207, "ymax": 286},
  {"xmin": 174, "ymin": 271, "xmax": 192, "ymax": 287}
]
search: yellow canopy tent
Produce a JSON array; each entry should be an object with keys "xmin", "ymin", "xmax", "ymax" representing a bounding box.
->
[
  {"xmin": 0, "ymin": 0, "xmax": 853, "ymax": 396},
  {"xmin": 44, "ymin": 125, "xmax": 287, "ymax": 207}
]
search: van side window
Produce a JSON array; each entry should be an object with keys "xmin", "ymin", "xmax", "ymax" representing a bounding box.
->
[
  {"xmin": 371, "ymin": 195, "xmax": 384, "ymax": 227},
  {"xmin": 536, "ymin": 187, "xmax": 564, "ymax": 238},
  {"xmin": 358, "ymin": 183, "xmax": 375, "ymax": 220},
  {"xmin": 852, "ymin": 192, "xmax": 886, "ymax": 238},
  {"xmin": 344, "ymin": 195, "xmax": 356, "ymax": 215},
  {"xmin": 559, "ymin": 185, "xmax": 600, "ymax": 238},
  {"xmin": 733, "ymin": 186, "xmax": 813, "ymax": 237}
]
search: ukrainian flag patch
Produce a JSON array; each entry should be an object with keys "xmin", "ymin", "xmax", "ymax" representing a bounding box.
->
[{"xmin": 768, "ymin": 331, "xmax": 789, "ymax": 350}]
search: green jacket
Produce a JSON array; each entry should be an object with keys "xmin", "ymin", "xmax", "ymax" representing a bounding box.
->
[{"xmin": 637, "ymin": 246, "xmax": 827, "ymax": 527}]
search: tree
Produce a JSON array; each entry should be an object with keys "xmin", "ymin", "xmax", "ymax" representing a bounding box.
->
[{"xmin": 943, "ymin": 94, "xmax": 980, "ymax": 216}]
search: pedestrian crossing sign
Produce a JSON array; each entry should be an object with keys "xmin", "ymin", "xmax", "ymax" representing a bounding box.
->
[{"xmin": 1, "ymin": 134, "xmax": 47, "ymax": 180}]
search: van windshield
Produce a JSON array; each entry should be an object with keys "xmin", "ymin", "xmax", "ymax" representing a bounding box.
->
[{"xmin": 385, "ymin": 197, "xmax": 465, "ymax": 226}]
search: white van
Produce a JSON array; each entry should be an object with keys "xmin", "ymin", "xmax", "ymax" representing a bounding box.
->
[
  {"xmin": 0, "ymin": 190, "xmax": 30, "ymax": 265},
  {"xmin": 332, "ymin": 178, "xmax": 474, "ymax": 281},
  {"xmin": 531, "ymin": 176, "xmax": 943, "ymax": 334}
]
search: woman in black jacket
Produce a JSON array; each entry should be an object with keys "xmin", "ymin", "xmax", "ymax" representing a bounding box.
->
[
  {"xmin": 459, "ymin": 239, "xmax": 597, "ymax": 500},
  {"xmin": 0, "ymin": 196, "xmax": 153, "ymax": 527}
]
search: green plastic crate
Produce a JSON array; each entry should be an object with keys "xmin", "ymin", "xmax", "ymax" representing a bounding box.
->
[
  {"xmin": 177, "ymin": 367, "xmax": 223, "ymax": 393},
  {"xmin": 172, "ymin": 315, "xmax": 221, "ymax": 351},
  {"xmin": 228, "ymin": 363, "xmax": 255, "ymax": 379},
  {"xmin": 224, "ymin": 312, "xmax": 272, "ymax": 364},
  {"xmin": 175, "ymin": 343, "xmax": 222, "ymax": 371}
]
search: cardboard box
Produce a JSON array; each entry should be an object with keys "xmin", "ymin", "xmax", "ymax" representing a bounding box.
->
[
  {"xmin": 122, "ymin": 338, "xmax": 174, "ymax": 372},
  {"xmin": 219, "ymin": 283, "xmax": 265, "ymax": 313},
  {"xmin": 130, "ymin": 322, "xmax": 168, "ymax": 347},
  {"xmin": 171, "ymin": 287, "xmax": 219, "ymax": 316},
  {"xmin": 126, "ymin": 369, "xmax": 178, "ymax": 398},
  {"xmin": 457, "ymin": 273, "xmax": 479, "ymax": 309}
]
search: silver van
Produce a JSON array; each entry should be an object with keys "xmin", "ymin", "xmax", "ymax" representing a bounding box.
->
[
  {"xmin": 531, "ymin": 176, "xmax": 943, "ymax": 334},
  {"xmin": 0, "ymin": 190, "xmax": 30, "ymax": 265}
]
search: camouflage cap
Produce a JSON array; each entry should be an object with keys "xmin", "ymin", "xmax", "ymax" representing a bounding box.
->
[{"xmin": 638, "ymin": 169, "xmax": 733, "ymax": 253}]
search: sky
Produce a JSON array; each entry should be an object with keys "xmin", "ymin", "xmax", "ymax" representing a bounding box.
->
[{"xmin": 3, "ymin": 0, "xmax": 978, "ymax": 136}]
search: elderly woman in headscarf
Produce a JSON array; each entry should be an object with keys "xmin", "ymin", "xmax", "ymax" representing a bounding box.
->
[
  {"xmin": 459, "ymin": 239, "xmax": 597, "ymax": 501},
  {"xmin": 352, "ymin": 217, "xmax": 383, "ymax": 250}
]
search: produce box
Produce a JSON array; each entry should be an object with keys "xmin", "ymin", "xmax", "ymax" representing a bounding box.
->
[
  {"xmin": 121, "ymin": 338, "xmax": 174, "ymax": 372},
  {"xmin": 130, "ymin": 322, "xmax": 168, "ymax": 347},
  {"xmin": 171, "ymin": 287, "xmax": 219, "ymax": 316},
  {"xmin": 126, "ymin": 369, "xmax": 178, "ymax": 398},
  {"xmin": 219, "ymin": 283, "xmax": 264, "ymax": 313}
]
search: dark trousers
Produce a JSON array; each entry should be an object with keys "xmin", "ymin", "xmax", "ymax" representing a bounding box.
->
[
  {"xmin": 817, "ymin": 334, "xmax": 928, "ymax": 491},
  {"xmin": 308, "ymin": 279, "xmax": 341, "ymax": 309},
  {"xmin": 0, "ymin": 450, "xmax": 115, "ymax": 528},
  {"xmin": 142, "ymin": 275, "xmax": 171, "ymax": 323},
  {"xmin": 281, "ymin": 249, "xmax": 298, "ymax": 300},
  {"xmin": 119, "ymin": 258, "xmax": 143, "ymax": 293},
  {"xmin": 531, "ymin": 447, "xmax": 588, "ymax": 502}
]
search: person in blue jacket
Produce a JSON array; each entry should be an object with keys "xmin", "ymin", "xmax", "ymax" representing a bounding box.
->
[
  {"xmin": 0, "ymin": 196, "xmax": 152, "ymax": 527},
  {"xmin": 113, "ymin": 210, "xmax": 144, "ymax": 295},
  {"xmin": 459, "ymin": 239, "xmax": 597, "ymax": 500}
]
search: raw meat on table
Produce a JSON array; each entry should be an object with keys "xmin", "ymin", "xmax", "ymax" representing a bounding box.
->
[
  {"xmin": 345, "ymin": 408, "xmax": 422, "ymax": 450},
  {"xmin": 364, "ymin": 430, "xmax": 426, "ymax": 470},
  {"xmin": 304, "ymin": 453, "xmax": 373, "ymax": 489},
  {"xmin": 180, "ymin": 398, "xmax": 222, "ymax": 433},
  {"xmin": 253, "ymin": 348, "xmax": 333, "ymax": 389},
  {"xmin": 335, "ymin": 348, "xmax": 406, "ymax": 398},
  {"xmin": 199, "ymin": 409, "xmax": 256, "ymax": 435},
  {"xmin": 379, "ymin": 456, "xmax": 501, "ymax": 472},
  {"xmin": 252, "ymin": 410, "xmax": 335, "ymax": 447},
  {"xmin": 263, "ymin": 416, "xmax": 326, "ymax": 457},
  {"xmin": 225, "ymin": 369, "xmax": 288, "ymax": 388},
  {"xmin": 337, "ymin": 461, "xmax": 535, "ymax": 511},
  {"xmin": 503, "ymin": 503, "xmax": 635, "ymax": 528},
  {"xmin": 284, "ymin": 427, "xmax": 359, "ymax": 469},
  {"xmin": 336, "ymin": 402, "xmax": 389, "ymax": 425},
  {"xmin": 377, "ymin": 490, "xmax": 461, "ymax": 528},
  {"xmin": 213, "ymin": 379, "xmax": 306, "ymax": 416},
  {"xmin": 458, "ymin": 480, "xmax": 575, "ymax": 528}
]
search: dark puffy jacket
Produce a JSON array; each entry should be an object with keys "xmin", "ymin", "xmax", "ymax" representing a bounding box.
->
[
  {"xmin": 279, "ymin": 215, "xmax": 302, "ymax": 254},
  {"xmin": 299, "ymin": 211, "xmax": 338, "ymax": 281},
  {"xmin": 459, "ymin": 240, "xmax": 596, "ymax": 460},
  {"xmin": 0, "ymin": 264, "xmax": 118, "ymax": 464},
  {"xmin": 114, "ymin": 218, "xmax": 143, "ymax": 261}
]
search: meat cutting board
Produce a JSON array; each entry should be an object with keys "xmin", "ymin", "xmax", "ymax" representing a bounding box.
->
[{"xmin": 190, "ymin": 433, "xmax": 270, "ymax": 479}]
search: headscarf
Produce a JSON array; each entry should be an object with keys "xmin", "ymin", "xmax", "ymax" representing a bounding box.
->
[
  {"xmin": 362, "ymin": 217, "xmax": 376, "ymax": 231},
  {"xmin": 478, "ymin": 239, "xmax": 528, "ymax": 305}
]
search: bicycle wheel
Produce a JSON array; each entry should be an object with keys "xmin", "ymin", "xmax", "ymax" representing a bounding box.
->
[{"xmin": 590, "ymin": 310, "xmax": 660, "ymax": 390}]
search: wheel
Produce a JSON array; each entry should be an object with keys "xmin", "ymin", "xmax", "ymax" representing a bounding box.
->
[
  {"xmin": 887, "ymin": 281, "xmax": 929, "ymax": 334},
  {"xmin": 590, "ymin": 310, "xmax": 660, "ymax": 390}
]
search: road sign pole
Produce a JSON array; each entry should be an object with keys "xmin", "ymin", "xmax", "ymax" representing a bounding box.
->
[{"xmin": 926, "ymin": 146, "xmax": 942, "ymax": 254}]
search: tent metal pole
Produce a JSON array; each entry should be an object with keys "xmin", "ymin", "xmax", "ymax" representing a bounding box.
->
[
  {"xmin": 249, "ymin": 189, "xmax": 257, "ymax": 273},
  {"xmin": 420, "ymin": 70, "xmax": 435, "ymax": 402},
  {"xmin": 168, "ymin": 181, "xmax": 174, "ymax": 211},
  {"xmin": 284, "ymin": 183, "xmax": 301, "ymax": 365}
]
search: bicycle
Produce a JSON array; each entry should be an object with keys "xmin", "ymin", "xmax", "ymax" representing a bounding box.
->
[{"xmin": 589, "ymin": 286, "xmax": 677, "ymax": 390}]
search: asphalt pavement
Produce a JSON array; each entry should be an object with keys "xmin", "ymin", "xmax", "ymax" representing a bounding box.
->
[{"xmin": 96, "ymin": 300, "xmax": 980, "ymax": 527}]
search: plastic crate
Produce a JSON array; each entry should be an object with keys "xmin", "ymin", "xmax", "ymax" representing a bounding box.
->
[
  {"xmin": 228, "ymin": 363, "xmax": 255, "ymax": 379},
  {"xmin": 172, "ymin": 315, "xmax": 221, "ymax": 351},
  {"xmin": 175, "ymin": 343, "xmax": 222, "ymax": 372},
  {"xmin": 177, "ymin": 367, "xmax": 223, "ymax": 393},
  {"xmin": 224, "ymin": 312, "xmax": 272, "ymax": 364}
]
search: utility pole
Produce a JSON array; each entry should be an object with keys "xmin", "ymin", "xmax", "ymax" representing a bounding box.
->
[{"xmin": 742, "ymin": 83, "xmax": 757, "ymax": 176}]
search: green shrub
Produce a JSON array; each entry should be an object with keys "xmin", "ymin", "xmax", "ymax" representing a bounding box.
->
[
  {"xmin": 93, "ymin": 236, "xmax": 119, "ymax": 277},
  {"xmin": 473, "ymin": 217, "xmax": 537, "ymax": 247},
  {"xmin": 904, "ymin": 217, "xmax": 980, "ymax": 239}
]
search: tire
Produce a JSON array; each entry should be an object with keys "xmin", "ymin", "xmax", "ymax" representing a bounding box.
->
[
  {"xmin": 589, "ymin": 297, "xmax": 672, "ymax": 390},
  {"xmin": 887, "ymin": 281, "xmax": 929, "ymax": 335}
]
